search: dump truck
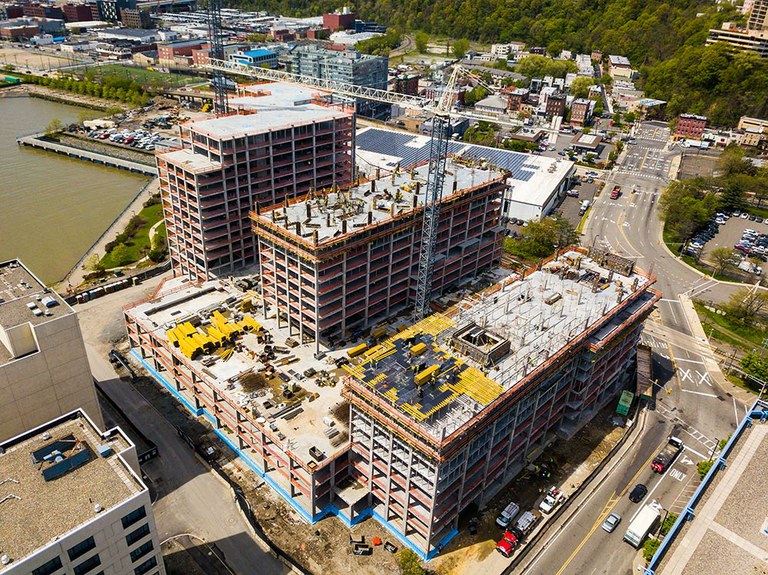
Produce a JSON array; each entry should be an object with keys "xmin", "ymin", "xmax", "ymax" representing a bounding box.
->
[
  {"xmin": 624, "ymin": 502, "xmax": 662, "ymax": 548},
  {"xmin": 651, "ymin": 436, "xmax": 684, "ymax": 473}
]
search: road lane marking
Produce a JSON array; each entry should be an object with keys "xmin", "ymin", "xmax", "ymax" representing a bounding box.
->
[
  {"xmin": 680, "ymin": 455, "xmax": 694, "ymax": 465},
  {"xmin": 698, "ymin": 372, "xmax": 712, "ymax": 386},
  {"xmin": 550, "ymin": 447, "xmax": 661, "ymax": 575},
  {"xmin": 734, "ymin": 397, "xmax": 740, "ymax": 428},
  {"xmin": 681, "ymin": 389, "xmax": 718, "ymax": 398},
  {"xmin": 660, "ymin": 298, "xmax": 682, "ymax": 303},
  {"xmin": 683, "ymin": 445, "xmax": 708, "ymax": 460},
  {"xmin": 679, "ymin": 368, "xmax": 693, "ymax": 383},
  {"xmin": 669, "ymin": 469, "xmax": 686, "ymax": 482},
  {"xmin": 675, "ymin": 358, "xmax": 705, "ymax": 365}
]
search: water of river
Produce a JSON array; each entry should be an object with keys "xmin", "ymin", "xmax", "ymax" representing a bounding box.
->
[{"xmin": 0, "ymin": 96, "xmax": 149, "ymax": 284}]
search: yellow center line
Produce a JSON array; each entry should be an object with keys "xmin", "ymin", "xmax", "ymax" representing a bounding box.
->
[
  {"xmin": 639, "ymin": 148, "xmax": 650, "ymax": 171},
  {"xmin": 554, "ymin": 445, "xmax": 660, "ymax": 575}
]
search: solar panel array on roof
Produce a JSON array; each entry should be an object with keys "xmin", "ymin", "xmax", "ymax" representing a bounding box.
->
[{"xmin": 356, "ymin": 128, "xmax": 537, "ymax": 182}]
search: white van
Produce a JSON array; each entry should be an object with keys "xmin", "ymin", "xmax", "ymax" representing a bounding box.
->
[{"xmin": 495, "ymin": 501, "xmax": 520, "ymax": 528}]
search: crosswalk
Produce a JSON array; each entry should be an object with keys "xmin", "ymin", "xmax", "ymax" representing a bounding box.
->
[
  {"xmin": 615, "ymin": 169, "xmax": 668, "ymax": 180},
  {"xmin": 657, "ymin": 404, "xmax": 719, "ymax": 452}
]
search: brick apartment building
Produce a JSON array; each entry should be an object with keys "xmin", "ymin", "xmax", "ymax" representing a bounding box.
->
[
  {"xmin": 570, "ymin": 98, "xmax": 594, "ymax": 127},
  {"xmin": 156, "ymin": 83, "xmax": 354, "ymax": 282},
  {"xmin": 674, "ymin": 114, "xmax": 708, "ymax": 140},
  {"xmin": 62, "ymin": 3, "xmax": 94, "ymax": 22}
]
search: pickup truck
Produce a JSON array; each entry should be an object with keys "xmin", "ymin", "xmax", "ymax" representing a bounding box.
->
[
  {"xmin": 539, "ymin": 486, "xmax": 566, "ymax": 514},
  {"xmin": 651, "ymin": 436, "xmax": 684, "ymax": 473},
  {"xmin": 610, "ymin": 185, "xmax": 622, "ymax": 199}
]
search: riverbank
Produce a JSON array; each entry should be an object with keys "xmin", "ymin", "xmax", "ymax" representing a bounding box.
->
[
  {"xmin": 0, "ymin": 83, "xmax": 130, "ymax": 111},
  {"xmin": 57, "ymin": 177, "xmax": 159, "ymax": 292}
]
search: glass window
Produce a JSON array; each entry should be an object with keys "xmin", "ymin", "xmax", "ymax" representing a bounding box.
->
[
  {"xmin": 32, "ymin": 557, "xmax": 62, "ymax": 575},
  {"xmin": 121, "ymin": 506, "xmax": 147, "ymax": 529},
  {"xmin": 130, "ymin": 541, "xmax": 154, "ymax": 563},
  {"xmin": 73, "ymin": 554, "xmax": 101, "ymax": 575},
  {"xmin": 134, "ymin": 556, "xmax": 158, "ymax": 575},
  {"xmin": 67, "ymin": 536, "xmax": 96, "ymax": 561},
  {"xmin": 126, "ymin": 523, "xmax": 150, "ymax": 546}
]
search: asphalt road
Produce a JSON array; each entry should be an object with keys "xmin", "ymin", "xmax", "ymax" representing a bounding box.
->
[
  {"xmin": 75, "ymin": 277, "xmax": 287, "ymax": 575},
  {"xmin": 524, "ymin": 121, "xmax": 752, "ymax": 575}
]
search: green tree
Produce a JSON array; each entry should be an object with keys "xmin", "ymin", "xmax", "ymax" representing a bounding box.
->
[
  {"xmin": 697, "ymin": 460, "xmax": 714, "ymax": 479},
  {"xmin": 741, "ymin": 352, "xmax": 768, "ymax": 386},
  {"xmin": 643, "ymin": 538, "xmax": 660, "ymax": 561},
  {"xmin": 660, "ymin": 512, "xmax": 679, "ymax": 536},
  {"xmin": 463, "ymin": 121, "xmax": 498, "ymax": 146},
  {"xmin": 84, "ymin": 253, "xmax": 104, "ymax": 273},
  {"xmin": 397, "ymin": 549, "xmax": 425, "ymax": 575},
  {"xmin": 721, "ymin": 288, "xmax": 768, "ymax": 326},
  {"xmin": 452, "ymin": 39, "xmax": 470, "ymax": 60},
  {"xmin": 547, "ymin": 40, "xmax": 566, "ymax": 57},
  {"xmin": 45, "ymin": 118, "xmax": 64, "ymax": 135},
  {"xmin": 463, "ymin": 85, "xmax": 489, "ymax": 107},
  {"xmin": 569, "ymin": 77, "xmax": 595, "ymax": 98},
  {"xmin": 504, "ymin": 214, "xmax": 578, "ymax": 260},
  {"xmin": 110, "ymin": 243, "xmax": 132, "ymax": 267},
  {"xmin": 414, "ymin": 31, "xmax": 429, "ymax": 53},
  {"xmin": 709, "ymin": 247, "xmax": 736, "ymax": 276},
  {"xmin": 147, "ymin": 232, "xmax": 168, "ymax": 263},
  {"xmin": 624, "ymin": 112, "xmax": 636, "ymax": 124}
]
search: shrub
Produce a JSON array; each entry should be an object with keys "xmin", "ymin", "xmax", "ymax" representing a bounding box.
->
[
  {"xmin": 697, "ymin": 460, "xmax": 714, "ymax": 479},
  {"xmin": 643, "ymin": 538, "xmax": 660, "ymax": 561}
]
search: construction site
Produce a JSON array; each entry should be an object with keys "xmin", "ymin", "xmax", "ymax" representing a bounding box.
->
[
  {"xmin": 156, "ymin": 82, "xmax": 355, "ymax": 283},
  {"xmin": 123, "ymin": 246, "xmax": 659, "ymax": 559},
  {"xmin": 252, "ymin": 157, "xmax": 508, "ymax": 350}
]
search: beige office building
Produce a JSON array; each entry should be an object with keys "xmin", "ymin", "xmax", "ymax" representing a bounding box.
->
[{"xmin": 0, "ymin": 259, "xmax": 102, "ymax": 441}]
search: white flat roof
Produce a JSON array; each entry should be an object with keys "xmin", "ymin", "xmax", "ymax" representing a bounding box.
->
[
  {"xmin": 158, "ymin": 147, "xmax": 221, "ymax": 173},
  {"xmin": 188, "ymin": 107, "xmax": 350, "ymax": 139}
]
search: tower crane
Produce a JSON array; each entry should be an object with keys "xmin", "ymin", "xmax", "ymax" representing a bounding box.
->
[{"xmin": 204, "ymin": 58, "xmax": 521, "ymax": 320}]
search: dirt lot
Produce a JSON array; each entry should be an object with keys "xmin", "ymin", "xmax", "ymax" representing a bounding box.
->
[
  {"xmin": 678, "ymin": 151, "xmax": 721, "ymax": 180},
  {"xmin": 0, "ymin": 47, "xmax": 74, "ymax": 70}
]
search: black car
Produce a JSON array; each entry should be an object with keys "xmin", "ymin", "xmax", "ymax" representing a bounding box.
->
[{"xmin": 629, "ymin": 483, "xmax": 647, "ymax": 503}]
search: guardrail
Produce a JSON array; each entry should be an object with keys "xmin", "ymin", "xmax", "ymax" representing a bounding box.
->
[{"xmin": 643, "ymin": 398, "xmax": 768, "ymax": 574}]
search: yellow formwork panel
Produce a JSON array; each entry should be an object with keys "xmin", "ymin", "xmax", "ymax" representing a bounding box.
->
[
  {"xmin": 411, "ymin": 342, "xmax": 427, "ymax": 356},
  {"xmin": 415, "ymin": 364, "xmax": 440, "ymax": 386},
  {"xmin": 450, "ymin": 367, "xmax": 504, "ymax": 406},
  {"xmin": 364, "ymin": 344, "xmax": 384, "ymax": 358},
  {"xmin": 348, "ymin": 343, "xmax": 369, "ymax": 358},
  {"xmin": 166, "ymin": 327, "xmax": 180, "ymax": 346}
]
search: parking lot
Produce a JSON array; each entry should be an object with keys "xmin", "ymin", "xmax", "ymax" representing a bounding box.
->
[{"xmin": 690, "ymin": 210, "xmax": 768, "ymax": 277}]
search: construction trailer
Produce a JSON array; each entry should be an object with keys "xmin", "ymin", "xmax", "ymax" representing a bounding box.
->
[{"xmin": 252, "ymin": 157, "xmax": 508, "ymax": 352}]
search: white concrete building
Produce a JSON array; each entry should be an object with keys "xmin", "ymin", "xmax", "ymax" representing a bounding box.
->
[
  {"xmin": 0, "ymin": 259, "xmax": 102, "ymax": 442},
  {"xmin": 354, "ymin": 126, "xmax": 574, "ymax": 222},
  {"xmin": 0, "ymin": 409, "xmax": 164, "ymax": 575}
]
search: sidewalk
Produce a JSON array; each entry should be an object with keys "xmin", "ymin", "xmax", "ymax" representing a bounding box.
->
[
  {"xmin": 677, "ymin": 293, "xmax": 755, "ymax": 405},
  {"xmin": 58, "ymin": 177, "xmax": 158, "ymax": 291}
]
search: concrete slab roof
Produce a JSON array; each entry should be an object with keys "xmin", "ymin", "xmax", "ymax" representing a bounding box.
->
[{"xmin": 0, "ymin": 411, "xmax": 143, "ymax": 566}]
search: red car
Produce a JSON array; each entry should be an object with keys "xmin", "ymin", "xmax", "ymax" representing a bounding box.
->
[{"xmin": 610, "ymin": 185, "xmax": 622, "ymax": 199}]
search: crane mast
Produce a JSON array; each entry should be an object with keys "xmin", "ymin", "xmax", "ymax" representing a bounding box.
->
[{"xmin": 203, "ymin": 59, "xmax": 501, "ymax": 321}]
